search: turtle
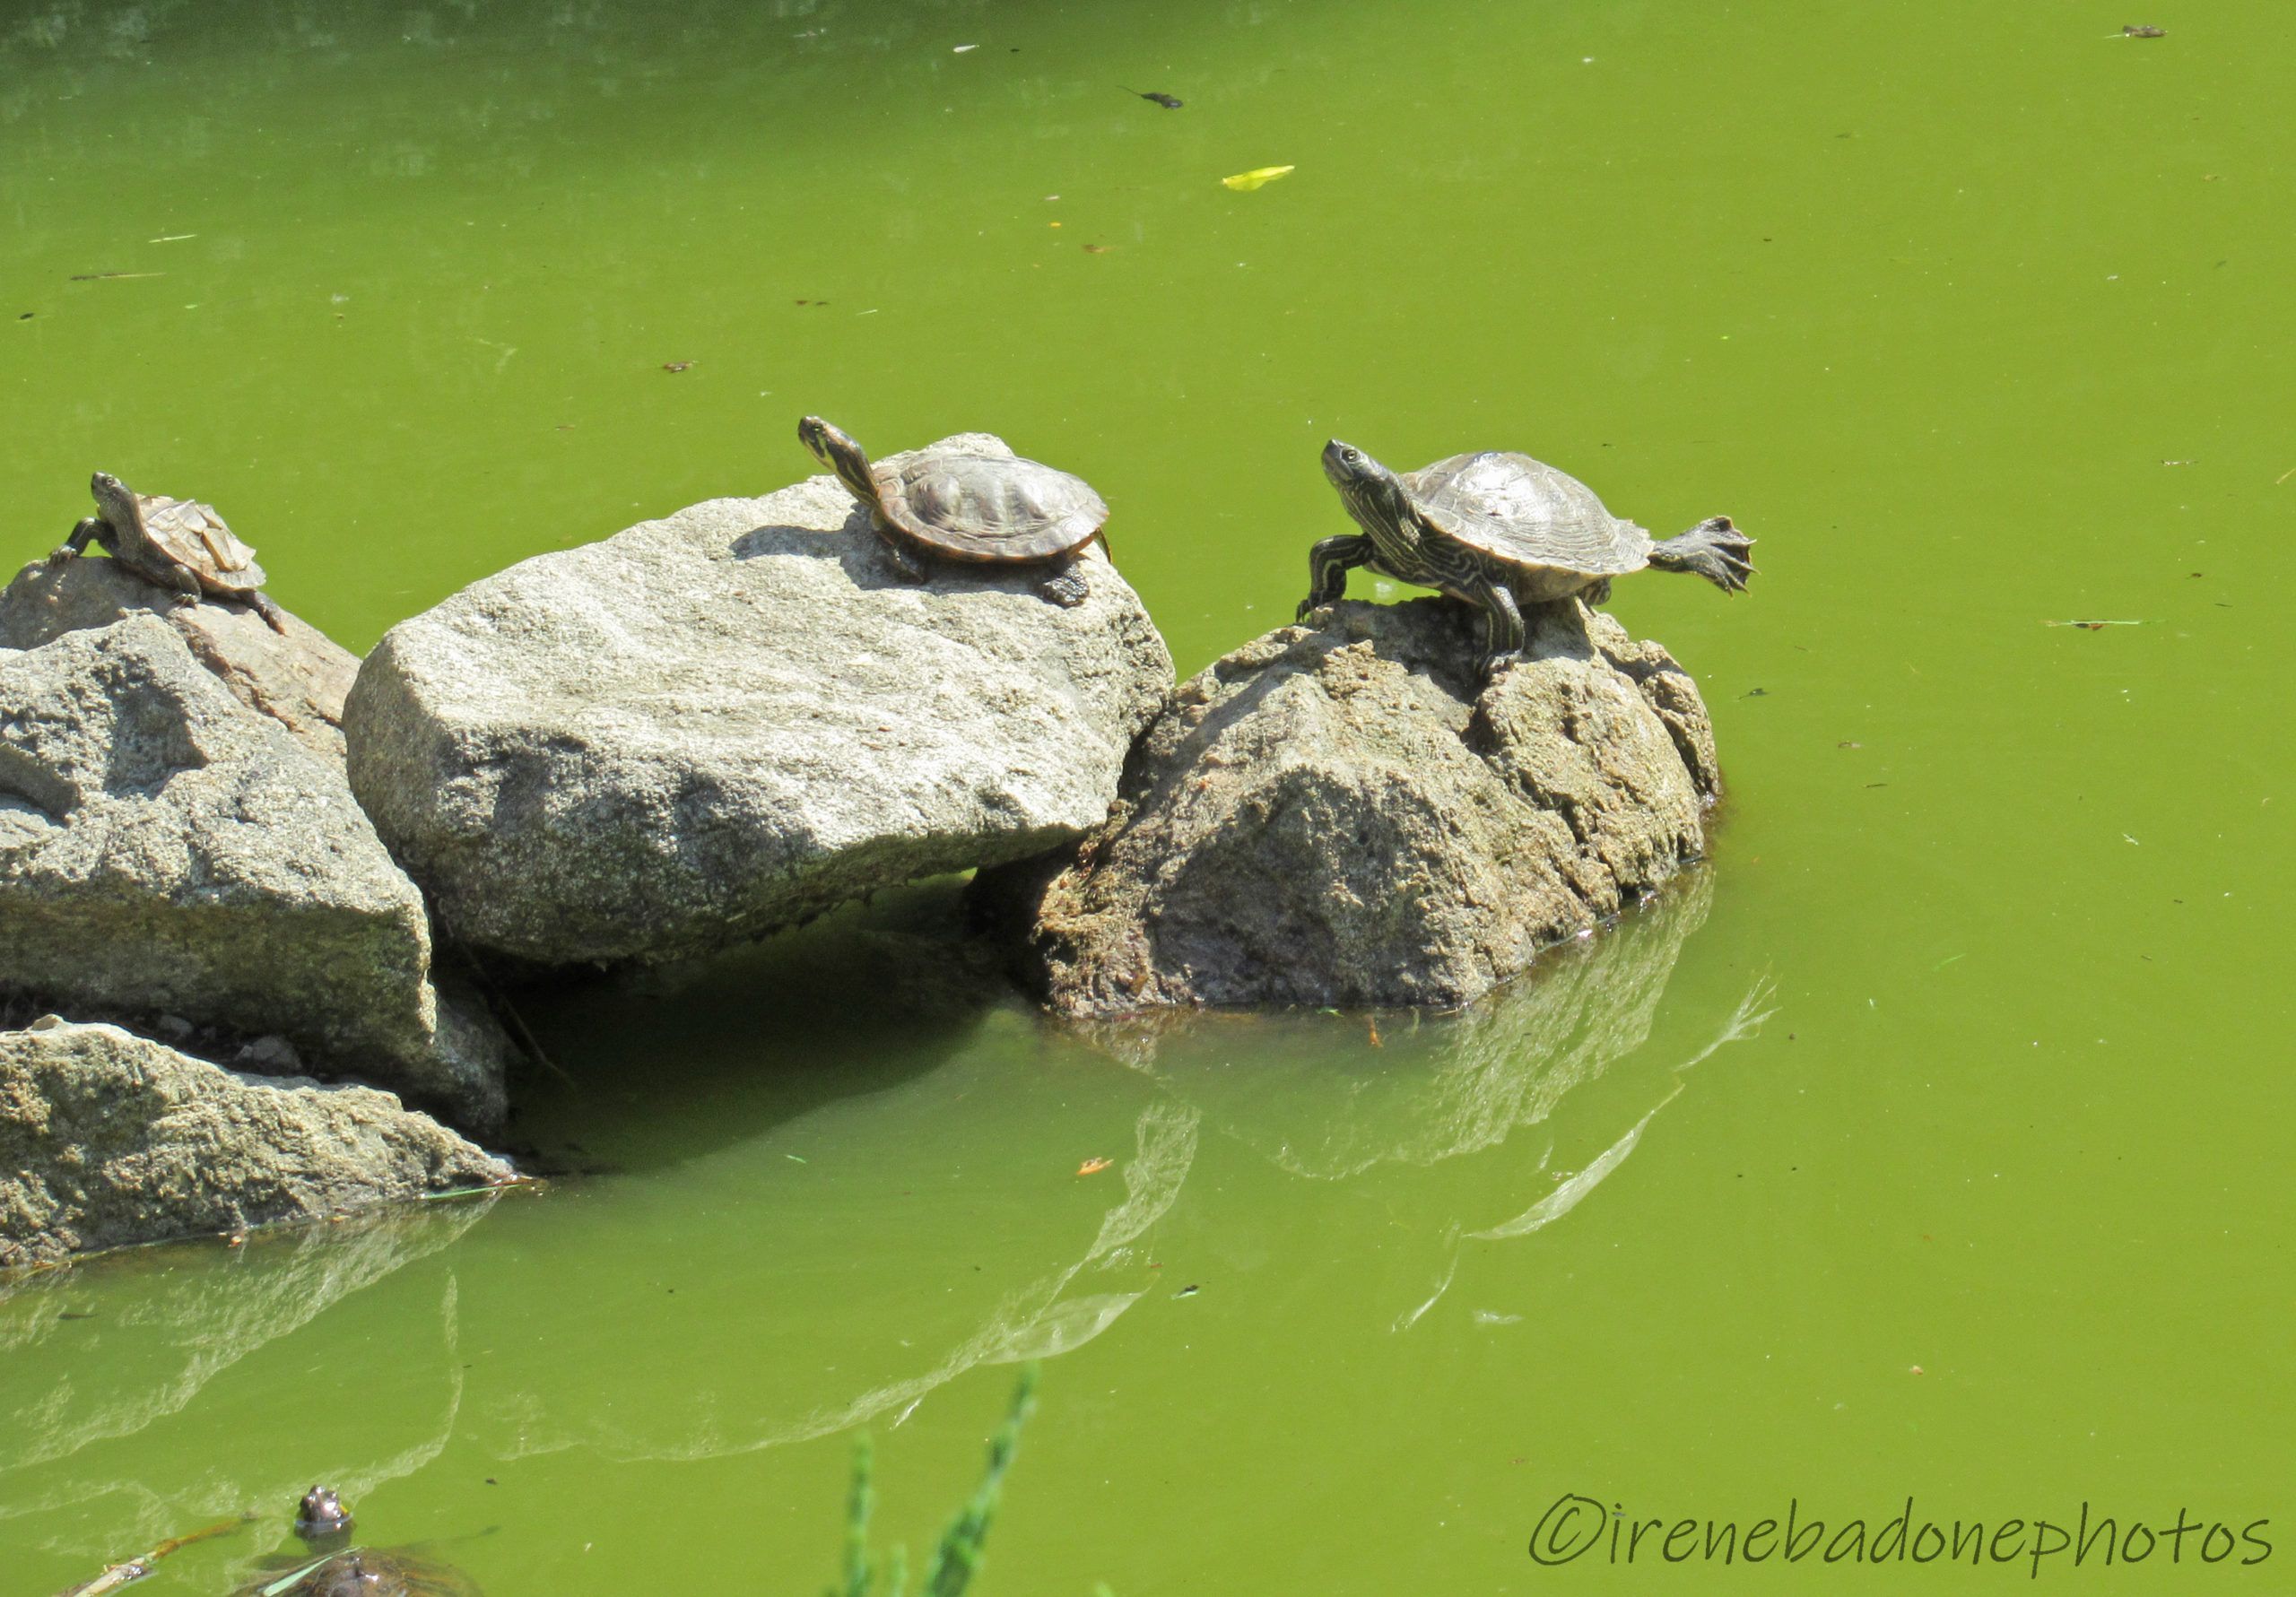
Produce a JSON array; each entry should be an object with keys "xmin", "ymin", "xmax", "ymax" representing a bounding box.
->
[
  {"xmin": 798, "ymin": 417, "xmax": 1109, "ymax": 607},
  {"xmin": 51, "ymin": 470, "xmax": 290, "ymax": 634},
  {"xmin": 1302, "ymin": 439, "xmax": 1754, "ymax": 677},
  {"xmin": 236, "ymin": 1487, "xmax": 481, "ymax": 1597}
]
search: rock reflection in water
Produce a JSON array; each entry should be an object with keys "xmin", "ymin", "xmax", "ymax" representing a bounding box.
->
[
  {"xmin": 0, "ymin": 1198, "xmax": 493, "ymax": 1567},
  {"xmin": 1093, "ymin": 868, "xmax": 1723, "ymax": 1180}
]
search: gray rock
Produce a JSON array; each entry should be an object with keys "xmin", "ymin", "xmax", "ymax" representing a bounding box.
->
[
  {"xmin": 0, "ymin": 553, "xmax": 358, "ymax": 763},
  {"xmin": 0, "ymin": 619, "xmax": 512, "ymax": 1131},
  {"xmin": 980, "ymin": 597, "xmax": 1719, "ymax": 1014},
  {"xmin": 344, "ymin": 436, "xmax": 1174, "ymax": 967},
  {"xmin": 0, "ymin": 1019, "xmax": 512, "ymax": 1269}
]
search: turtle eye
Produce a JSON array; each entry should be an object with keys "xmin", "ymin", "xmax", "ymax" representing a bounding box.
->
[{"xmin": 1342, "ymin": 449, "xmax": 1359, "ymax": 464}]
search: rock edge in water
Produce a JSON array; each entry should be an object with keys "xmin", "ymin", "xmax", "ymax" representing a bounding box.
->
[
  {"xmin": 344, "ymin": 435, "xmax": 1174, "ymax": 968},
  {"xmin": 0, "ymin": 1017, "xmax": 514, "ymax": 1270},
  {"xmin": 978, "ymin": 597, "xmax": 1721, "ymax": 1014}
]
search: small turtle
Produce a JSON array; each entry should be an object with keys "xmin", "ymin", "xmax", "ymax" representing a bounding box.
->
[
  {"xmin": 798, "ymin": 417, "xmax": 1109, "ymax": 607},
  {"xmin": 1303, "ymin": 440, "xmax": 1754, "ymax": 677},
  {"xmin": 51, "ymin": 470, "xmax": 290, "ymax": 634},
  {"xmin": 238, "ymin": 1488, "xmax": 480, "ymax": 1597}
]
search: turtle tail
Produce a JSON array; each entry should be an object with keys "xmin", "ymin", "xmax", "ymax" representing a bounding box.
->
[{"xmin": 1648, "ymin": 516, "xmax": 1754, "ymax": 594}]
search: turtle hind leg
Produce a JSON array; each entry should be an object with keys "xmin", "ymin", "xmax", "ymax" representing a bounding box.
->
[
  {"xmin": 1648, "ymin": 515, "xmax": 1755, "ymax": 594},
  {"xmin": 1035, "ymin": 559, "xmax": 1089, "ymax": 608},
  {"xmin": 49, "ymin": 516, "xmax": 110, "ymax": 564},
  {"xmin": 248, "ymin": 590, "xmax": 292, "ymax": 635}
]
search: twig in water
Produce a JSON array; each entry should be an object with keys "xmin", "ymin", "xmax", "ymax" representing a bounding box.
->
[{"xmin": 53, "ymin": 1512, "xmax": 253, "ymax": 1596}]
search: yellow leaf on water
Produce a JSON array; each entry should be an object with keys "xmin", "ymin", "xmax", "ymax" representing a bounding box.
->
[{"xmin": 1221, "ymin": 164, "xmax": 1295, "ymax": 192}]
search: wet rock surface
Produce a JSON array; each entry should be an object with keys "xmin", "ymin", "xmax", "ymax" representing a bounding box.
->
[
  {"xmin": 0, "ymin": 1018, "xmax": 511, "ymax": 1269},
  {"xmin": 344, "ymin": 435, "xmax": 1173, "ymax": 968},
  {"xmin": 979, "ymin": 597, "xmax": 1720, "ymax": 1014},
  {"xmin": 0, "ymin": 619, "xmax": 511, "ymax": 1130}
]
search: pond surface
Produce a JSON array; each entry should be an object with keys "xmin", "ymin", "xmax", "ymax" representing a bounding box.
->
[{"xmin": 3, "ymin": 0, "xmax": 2290, "ymax": 1591}]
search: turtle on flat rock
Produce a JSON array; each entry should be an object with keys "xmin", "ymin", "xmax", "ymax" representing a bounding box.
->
[
  {"xmin": 798, "ymin": 416, "xmax": 1110, "ymax": 606},
  {"xmin": 51, "ymin": 470, "xmax": 290, "ymax": 634},
  {"xmin": 1303, "ymin": 439, "xmax": 1754, "ymax": 678},
  {"xmin": 237, "ymin": 1488, "xmax": 480, "ymax": 1597}
]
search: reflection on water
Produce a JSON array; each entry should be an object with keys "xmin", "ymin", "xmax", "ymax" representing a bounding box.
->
[
  {"xmin": 1109, "ymin": 868, "xmax": 1726, "ymax": 1177},
  {"xmin": 0, "ymin": 863, "xmax": 1757, "ymax": 1590},
  {"xmin": 0, "ymin": 1199, "xmax": 495, "ymax": 1569},
  {"xmin": 480, "ymin": 1099, "xmax": 1197, "ymax": 1464}
]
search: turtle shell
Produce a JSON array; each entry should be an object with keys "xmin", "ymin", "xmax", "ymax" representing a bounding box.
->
[
  {"xmin": 137, "ymin": 491, "xmax": 270, "ymax": 595},
  {"xmin": 241, "ymin": 1546, "xmax": 480, "ymax": 1597},
  {"xmin": 873, "ymin": 448, "xmax": 1107, "ymax": 564},
  {"xmin": 1403, "ymin": 453, "xmax": 1653, "ymax": 583}
]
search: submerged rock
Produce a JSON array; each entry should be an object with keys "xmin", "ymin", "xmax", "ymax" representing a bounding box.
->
[
  {"xmin": 344, "ymin": 435, "xmax": 1173, "ymax": 968},
  {"xmin": 0, "ymin": 619, "xmax": 512, "ymax": 1131},
  {"xmin": 979, "ymin": 597, "xmax": 1719, "ymax": 1014},
  {"xmin": 0, "ymin": 552, "xmax": 359, "ymax": 763},
  {"xmin": 0, "ymin": 1018, "xmax": 512, "ymax": 1269}
]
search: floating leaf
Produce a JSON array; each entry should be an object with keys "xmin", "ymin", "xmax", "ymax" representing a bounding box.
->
[
  {"xmin": 1075, "ymin": 1157, "xmax": 1112, "ymax": 1176},
  {"xmin": 1221, "ymin": 164, "xmax": 1294, "ymax": 192}
]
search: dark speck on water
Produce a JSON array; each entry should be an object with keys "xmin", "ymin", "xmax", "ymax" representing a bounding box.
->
[{"xmin": 1120, "ymin": 85, "xmax": 1184, "ymax": 108}]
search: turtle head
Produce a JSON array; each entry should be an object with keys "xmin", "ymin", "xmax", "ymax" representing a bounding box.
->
[
  {"xmin": 294, "ymin": 1486, "xmax": 354, "ymax": 1546},
  {"xmin": 88, "ymin": 471, "xmax": 137, "ymax": 526},
  {"xmin": 797, "ymin": 416, "xmax": 880, "ymax": 508},
  {"xmin": 1320, "ymin": 439, "xmax": 1408, "ymax": 532}
]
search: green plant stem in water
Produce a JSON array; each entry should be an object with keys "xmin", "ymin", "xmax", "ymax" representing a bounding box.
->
[{"xmin": 831, "ymin": 1366, "xmax": 1039, "ymax": 1597}]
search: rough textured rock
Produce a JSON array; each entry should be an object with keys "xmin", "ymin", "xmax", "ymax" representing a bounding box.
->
[
  {"xmin": 344, "ymin": 435, "xmax": 1174, "ymax": 967},
  {"xmin": 980, "ymin": 597, "xmax": 1720, "ymax": 1015},
  {"xmin": 0, "ymin": 554, "xmax": 358, "ymax": 763},
  {"xmin": 0, "ymin": 1018, "xmax": 512, "ymax": 1269},
  {"xmin": 0, "ymin": 619, "xmax": 512, "ymax": 1131}
]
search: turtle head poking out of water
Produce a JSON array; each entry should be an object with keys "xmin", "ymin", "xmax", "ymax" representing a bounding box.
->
[
  {"xmin": 237, "ymin": 1488, "xmax": 481, "ymax": 1597},
  {"xmin": 295, "ymin": 1486, "xmax": 354, "ymax": 1545}
]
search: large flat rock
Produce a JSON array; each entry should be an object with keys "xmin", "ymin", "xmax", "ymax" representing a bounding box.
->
[
  {"xmin": 343, "ymin": 436, "xmax": 1174, "ymax": 967},
  {"xmin": 0, "ymin": 618, "xmax": 511, "ymax": 1131},
  {"xmin": 0, "ymin": 1018, "xmax": 512, "ymax": 1269},
  {"xmin": 0, "ymin": 554, "xmax": 358, "ymax": 763},
  {"xmin": 978, "ymin": 598, "xmax": 1720, "ymax": 1014}
]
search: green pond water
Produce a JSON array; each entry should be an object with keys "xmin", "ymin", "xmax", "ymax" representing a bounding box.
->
[{"xmin": 4, "ymin": 0, "xmax": 2291, "ymax": 1590}]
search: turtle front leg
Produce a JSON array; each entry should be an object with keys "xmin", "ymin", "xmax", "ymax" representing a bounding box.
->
[
  {"xmin": 1468, "ymin": 576, "xmax": 1527, "ymax": 679},
  {"xmin": 870, "ymin": 524, "xmax": 933, "ymax": 584},
  {"xmin": 49, "ymin": 516, "xmax": 110, "ymax": 564},
  {"xmin": 1035, "ymin": 557, "xmax": 1090, "ymax": 608},
  {"xmin": 1300, "ymin": 534, "xmax": 1375, "ymax": 621}
]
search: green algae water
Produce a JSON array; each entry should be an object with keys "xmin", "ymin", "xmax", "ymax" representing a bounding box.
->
[{"xmin": 4, "ymin": 0, "xmax": 2292, "ymax": 1591}]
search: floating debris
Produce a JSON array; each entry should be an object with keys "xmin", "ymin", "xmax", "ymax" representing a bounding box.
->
[
  {"xmin": 662, "ymin": 360, "xmax": 694, "ymax": 372},
  {"xmin": 952, "ymin": 43, "xmax": 978, "ymax": 53},
  {"xmin": 1120, "ymin": 85, "xmax": 1183, "ymax": 108},
  {"xmin": 1222, "ymin": 164, "xmax": 1294, "ymax": 191},
  {"xmin": 1174, "ymin": 1283, "xmax": 1200, "ymax": 1298},
  {"xmin": 147, "ymin": 232, "xmax": 196, "ymax": 243},
  {"xmin": 2044, "ymin": 618, "xmax": 2143, "ymax": 629},
  {"xmin": 2121, "ymin": 23, "xmax": 2166, "ymax": 37},
  {"xmin": 2161, "ymin": 457, "xmax": 2194, "ymax": 466},
  {"xmin": 1082, "ymin": 243, "xmax": 1111, "ymax": 254},
  {"xmin": 1076, "ymin": 1157, "xmax": 1113, "ymax": 1176},
  {"xmin": 69, "ymin": 271, "xmax": 163, "ymax": 282}
]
